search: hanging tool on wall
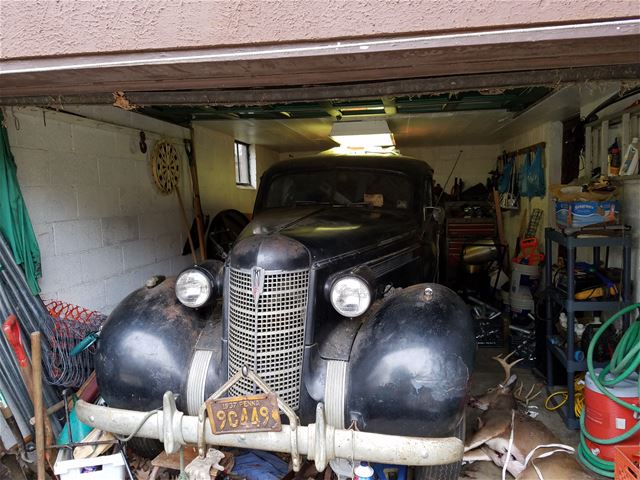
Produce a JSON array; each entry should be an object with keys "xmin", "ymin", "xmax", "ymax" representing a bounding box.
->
[{"xmin": 185, "ymin": 134, "xmax": 207, "ymax": 261}]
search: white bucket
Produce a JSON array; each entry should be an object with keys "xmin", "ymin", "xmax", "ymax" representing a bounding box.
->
[
  {"xmin": 510, "ymin": 262, "xmax": 541, "ymax": 294},
  {"xmin": 510, "ymin": 287, "xmax": 534, "ymax": 315}
]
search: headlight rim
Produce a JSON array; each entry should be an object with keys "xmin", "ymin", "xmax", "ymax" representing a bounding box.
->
[
  {"xmin": 175, "ymin": 266, "xmax": 214, "ymax": 308},
  {"xmin": 328, "ymin": 273, "xmax": 373, "ymax": 318}
]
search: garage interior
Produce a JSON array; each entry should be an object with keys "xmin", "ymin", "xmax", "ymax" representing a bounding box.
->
[{"xmin": 1, "ymin": 16, "xmax": 640, "ymax": 478}]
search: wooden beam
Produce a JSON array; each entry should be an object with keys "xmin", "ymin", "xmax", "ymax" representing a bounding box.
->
[{"xmin": 1, "ymin": 65, "xmax": 639, "ymax": 107}]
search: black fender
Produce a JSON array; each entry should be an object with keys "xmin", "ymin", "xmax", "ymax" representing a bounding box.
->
[
  {"xmin": 345, "ymin": 283, "xmax": 475, "ymax": 437},
  {"xmin": 95, "ymin": 277, "xmax": 224, "ymax": 412}
]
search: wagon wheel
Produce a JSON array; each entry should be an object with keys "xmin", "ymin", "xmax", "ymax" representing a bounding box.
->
[
  {"xmin": 206, "ymin": 209, "xmax": 250, "ymax": 260},
  {"xmin": 151, "ymin": 141, "xmax": 180, "ymax": 194}
]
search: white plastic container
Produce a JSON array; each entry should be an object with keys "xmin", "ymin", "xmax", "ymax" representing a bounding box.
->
[
  {"xmin": 54, "ymin": 449, "xmax": 125, "ymax": 480},
  {"xmin": 510, "ymin": 262, "xmax": 540, "ymax": 294},
  {"xmin": 510, "ymin": 287, "xmax": 534, "ymax": 315}
]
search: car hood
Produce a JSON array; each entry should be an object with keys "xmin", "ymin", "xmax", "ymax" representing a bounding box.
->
[{"xmin": 238, "ymin": 207, "xmax": 418, "ymax": 262}]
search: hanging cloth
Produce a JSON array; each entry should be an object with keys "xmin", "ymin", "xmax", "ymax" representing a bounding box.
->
[
  {"xmin": 526, "ymin": 145, "xmax": 546, "ymax": 198},
  {"xmin": 0, "ymin": 111, "xmax": 42, "ymax": 294},
  {"xmin": 498, "ymin": 156, "xmax": 513, "ymax": 194},
  {"xmin": 519, "ymin": 151, "xmax": 531, "ymax": 198}
]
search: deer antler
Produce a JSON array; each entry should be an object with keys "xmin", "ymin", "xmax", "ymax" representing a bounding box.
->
[
  {"xmin": 514, "ymin": 381, "xmax": 542, "ymax": 406},
  {"xmin": 492, "ymin": 352, "xmax": 524, "ymax": 386}
]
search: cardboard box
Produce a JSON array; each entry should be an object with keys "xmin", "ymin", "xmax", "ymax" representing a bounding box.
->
[{"xmin": 555, "ymin": 200, "xmax": 621, "ymax": 228}]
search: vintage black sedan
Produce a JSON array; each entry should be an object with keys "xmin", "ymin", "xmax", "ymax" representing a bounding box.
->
[{"xmin": 78, "ymin": 153, "xmax": 475, "ymax": 479}]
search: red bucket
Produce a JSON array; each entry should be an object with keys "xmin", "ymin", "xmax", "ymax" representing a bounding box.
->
[{"xmin": 584, "ymin": 370, "xmax": 640, "ymax": 462}]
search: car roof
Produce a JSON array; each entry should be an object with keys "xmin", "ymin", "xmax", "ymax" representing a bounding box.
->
[{"xmin": 265, "ymin": 153, "xmax": 434, "ymax": 177}]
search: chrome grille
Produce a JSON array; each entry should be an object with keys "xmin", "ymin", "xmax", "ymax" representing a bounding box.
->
[{"xmin": 227, "ymin": 267, "xmax": 309, "ymax": 409}]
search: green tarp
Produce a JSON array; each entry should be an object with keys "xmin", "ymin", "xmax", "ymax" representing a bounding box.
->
[{"xmin": 0, "ymin": 111, "xmax": 41, "ymax": 294}]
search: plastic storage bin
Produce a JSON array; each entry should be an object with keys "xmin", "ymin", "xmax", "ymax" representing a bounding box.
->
[
  {"xmin": 614, "ymin": 445, "xmax": 640, "ymax": 480},
  {"xmin": 54, "ymin": 449, "xmax": 125, "ymax": 480}
]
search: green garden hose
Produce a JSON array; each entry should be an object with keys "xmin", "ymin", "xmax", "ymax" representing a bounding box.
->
[{"xmin": 577, "ymin": 303, "xmax": 640, "ymax": 477}]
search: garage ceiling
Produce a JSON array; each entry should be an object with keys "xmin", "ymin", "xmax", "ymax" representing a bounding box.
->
[
  {"xmin": 197, "ymin": 110, "xmax": 516, "ymax": 152},
  {"xmin": 141, "ymin": 87, "xmax": 551, "ymax": 151},
  {"xmin": 141, "ymin": 88, "xmax": 551, "ymax": 124}
]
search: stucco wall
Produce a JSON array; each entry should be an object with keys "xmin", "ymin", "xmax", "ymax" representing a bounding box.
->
[
  {"xmin": 1, "ymin": 0, "xmax": 638, "ymax": 60},
  {"xmin": 195, "ymin": 125, "xmax": 280, "ymax": 218},
  {"xmin": 3, "ymin": 107, "xmax": 194, "ymax": 313}
]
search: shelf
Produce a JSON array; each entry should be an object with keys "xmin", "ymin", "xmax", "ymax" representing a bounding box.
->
[
  {"xmin": 546, "ymin": 228, "xmax": 632, "ymax": 248},
  {"xmin": 548, "ymin": 289, "xmax": 631, "ymax": 312},
  {"xmin": 547, "ymin": 342, "xmax": 608, "ymax": 372}
]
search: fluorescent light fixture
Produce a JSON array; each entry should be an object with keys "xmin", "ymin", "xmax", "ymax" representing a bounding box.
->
[{"xmin": 330, "ymin": 120, "xmax": 395, "ymax": 148}]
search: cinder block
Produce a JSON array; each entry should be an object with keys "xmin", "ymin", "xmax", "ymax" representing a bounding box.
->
[
  {"xmin": 33, "ymin": 223, "xmax": 55, "ymax": 258},
  {"xmin": 123, "ymin": 239, "xmax": 156, "ymax": 270},
  {"xmin": 98, "ymin": 156, "xmax": 140, "ymax": 188},
  {"xmin": 136, "ymin": 260, "xmax": 172, "ymax": 282},
  {"xmin": 53, "ymin": 219, "xmax": 101, "ymax": 255},
  {"xmin": 72, "ymin": 124, "xmax": 116, "ymax": 156},
  {"xmin": 139, "ymin": 211, "xmax": 181, "ymax": 239},
  {"xmin": 154, "ymin": 233, "xmax": 181, "ymax": 261},
  {"xmin": 77, "ymin": 186, "xmax": 120, "ymax": 219},
  {"xmin": 113, "ymin": 131, "xmax": 149, "ymax": 161},
  {"xmin": 7, "ymin": 113, "xmax": 73, "ymax": 152},
  {"xmin": 12, "ymin": 147, "xmax": 51, "ymax": 186},
  {"xmin": 56, "ymin": 280, "xmax": 107, "ymax": 313},
  {"xmin": 171, "ymin": 254, "xmax": 196, "ymax": 275},
  {"xmin": 119, "ymin": 185, "xmax": 152, "ymax": 216},
  {"xmin": 38, "ymin": 253, "xmax": 83, "ymax": 292},
  {"xmin": 21, "ymin": 186, "xmax": 77, "ymax": 224},
  {"xmin": 80, "ymin": 246, "xmax": 124, "ymax": 283},
  {"xmin": 101, "ymin": 216, "xmax": 139, "ymax": 246},
  {"xmin": 105, "ymin": 269, "xmax": 143, "ymax": 306},
  {"xmin": 50, "ymin": 151, "xmax": 99, "ymax": 186}
]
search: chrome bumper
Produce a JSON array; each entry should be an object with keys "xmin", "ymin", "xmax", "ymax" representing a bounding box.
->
[{"xmin": 76, "ymin": 393, "xmax": 463, "ymax": 471}]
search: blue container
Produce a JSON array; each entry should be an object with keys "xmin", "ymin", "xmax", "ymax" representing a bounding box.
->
[{"xmin": 372, "ymin": 464, "xmax": 408, "ymax": 480}]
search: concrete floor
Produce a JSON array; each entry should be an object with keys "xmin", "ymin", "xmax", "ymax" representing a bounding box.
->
[{"xmin": 461, "ymin": 348, "xmax": 588, "ymax": 480}]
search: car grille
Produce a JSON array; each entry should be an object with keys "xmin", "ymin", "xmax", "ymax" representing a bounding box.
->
[{"xmin": 227, "ymin": 267, "xmax": 309, "ymax": 409}]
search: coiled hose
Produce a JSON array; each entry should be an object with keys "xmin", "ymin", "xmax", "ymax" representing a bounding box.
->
[{"xmin": 577, "ymin": 303, "xmax": 640, "ymax": 477}]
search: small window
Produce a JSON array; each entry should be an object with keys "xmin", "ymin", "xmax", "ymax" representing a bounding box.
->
[{"xmin": 234, "ymin": 141, "xmax": 253, "ymax": 187}]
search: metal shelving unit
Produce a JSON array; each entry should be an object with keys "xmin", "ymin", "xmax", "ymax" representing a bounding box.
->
[{"xmin": 544, "ymin": 227, "xmax": 633, "ymax": 429}]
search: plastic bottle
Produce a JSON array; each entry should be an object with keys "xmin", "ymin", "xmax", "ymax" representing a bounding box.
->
[
  {"xmin": 559, "ymin": 312, "xmax": 567, "ymax": 330},
  {"xmin": 354, "ymin": 462, "xmax": 375, "ymax": 480},
  {"xmin": 619, "ymin": 137, "xmax": 639, "ymax": 176},
  {"xmin": 608, "ymin": 138, "xmax": 621, "ymax": 176}
]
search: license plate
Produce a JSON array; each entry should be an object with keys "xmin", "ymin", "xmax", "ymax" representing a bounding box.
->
[{"xmin": 206, "ymin": 393, "xmax": 282, "ymax": 435}]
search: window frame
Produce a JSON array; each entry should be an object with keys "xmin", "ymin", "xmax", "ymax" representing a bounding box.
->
[{"xmin": 234, "ymin": 140, "xmax": 253, "ymax": 187}]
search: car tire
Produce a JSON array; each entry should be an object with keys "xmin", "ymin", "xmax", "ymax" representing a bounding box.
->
[
  {"xmin": 127, "ymin": 437, "xmax": 164, "ymax": 459},
  {"xmin": 413, "ymin": 418, "xmax": 465, "ymax": 480}
]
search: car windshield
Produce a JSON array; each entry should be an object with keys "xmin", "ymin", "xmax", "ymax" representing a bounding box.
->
[{"xmin": 262, "ymin": 169, "xmax": 414, "ymax": 210}]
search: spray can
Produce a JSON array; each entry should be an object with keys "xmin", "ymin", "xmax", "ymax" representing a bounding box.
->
[{"xmin": 354, "ymin": 462, "xmax": 375, "ymax": 480}]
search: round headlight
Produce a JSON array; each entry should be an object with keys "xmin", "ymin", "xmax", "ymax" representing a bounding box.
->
[
  {"xmin": 175, "ymin": 269, "xmax": 212, "ymax": 308},
  {"xmin": 330, "ymin": 276, "xmax": 371, "ymax": 317}
]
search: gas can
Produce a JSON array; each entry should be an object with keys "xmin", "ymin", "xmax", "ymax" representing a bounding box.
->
[{"xmin": 584, "ymin": 370, "xmax": 640, "ymax": 462}]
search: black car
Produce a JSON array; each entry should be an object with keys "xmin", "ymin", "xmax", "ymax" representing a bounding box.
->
[{"xmin": 80, "ymin": 153, "xmax": 475, "ymax": 478}]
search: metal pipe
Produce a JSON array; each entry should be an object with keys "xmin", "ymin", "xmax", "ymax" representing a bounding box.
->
[{"xmin": 76, "ymin": 397, "xmax": 464, "ymax": 468}]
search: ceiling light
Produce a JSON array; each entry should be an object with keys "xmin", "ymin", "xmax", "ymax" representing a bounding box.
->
[{"xmin": 330, "ymin": 120, "xmax": 395, "ymax": 148}]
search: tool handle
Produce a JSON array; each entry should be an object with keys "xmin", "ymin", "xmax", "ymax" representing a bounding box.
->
[
  {"xmin": 70, "ymin": 332, "xmax": 98, "ymax": 356},
  {"xmin": 3, "ymin": 314, "xmax": 28, "ymax": 367}
]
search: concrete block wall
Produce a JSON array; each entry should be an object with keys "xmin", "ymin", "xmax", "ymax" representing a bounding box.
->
[{"xmin": 4, "ymin": 107, "xmax": 195, "ymax": 313}]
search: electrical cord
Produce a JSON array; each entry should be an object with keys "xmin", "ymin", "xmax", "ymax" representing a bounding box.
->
[
  {"xmin": 544, "ymin": 374, "xmax": 585, "ymax": 418},
  {"xmin": 577, "ymin": 303, "xmax": 640, "ymax": 478}
]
